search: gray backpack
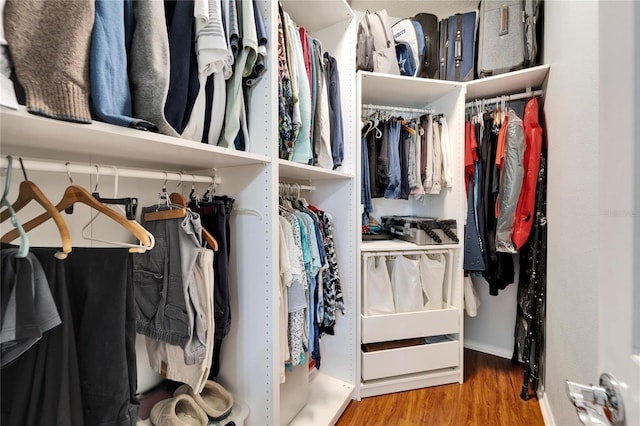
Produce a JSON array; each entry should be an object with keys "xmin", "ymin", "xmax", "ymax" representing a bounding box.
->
[{"xmin": 357, "ymin": 9, "xmax": 400, "ymax": 75}]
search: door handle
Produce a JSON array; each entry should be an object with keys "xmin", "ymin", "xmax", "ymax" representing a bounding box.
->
[{"xmin": 566, "ymin": 373, "xmax": 625, "ymax": 425}]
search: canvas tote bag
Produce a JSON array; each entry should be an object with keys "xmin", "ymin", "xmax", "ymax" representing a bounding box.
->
[
  {"xmin": 390, "ymin": 255, "xmax": 425, "ymax": 313},
  {"xmin": 364, "ymin": 256, "xmax": 395, "ymax": 315},
  {"xmin": 420, "ymin": 253, "xmax": 447, "ymax": 310}
]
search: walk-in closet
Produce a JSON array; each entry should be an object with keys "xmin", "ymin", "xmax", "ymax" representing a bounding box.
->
[{"xmin": 2, "ymin": 0, "xmax": 638, "ymax": 425}]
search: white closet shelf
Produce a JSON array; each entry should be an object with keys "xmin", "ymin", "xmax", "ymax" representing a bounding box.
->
[
  {"xmin": 288, "ymin": 372, "xmax": 354, "ymax": 426},
  {"xmin": 278, "ymin": 159, "xmax": 354, "ymax": 181},
  {"xmin": 361, "ymin": 239, "xmax": 461, "ymax": 252},
  {"xmin": 465, "ymin": 64, "xmax": 550, "ymax": 101},
  {"xmin": 281, "ymin": 0, "xmax": 353, "ymax": 33},
  {"xmin": 0, "ymin": 107, "xmax": 271, "ymax": 171},
  {"xmin": 350, "ymin": 0, "xmax": 478, "ymax": 20},
  {"xmin": 359, "ymin": 71, "xmax": 464, "ymax": 108}
]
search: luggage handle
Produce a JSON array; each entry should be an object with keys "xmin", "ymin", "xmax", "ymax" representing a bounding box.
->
[
  {"xmin": 454, "ymin": 14, "xmax": 462, "ymax": 68},
  {"xmin": 500, "ymin": 5, "xmax": 509, "ymax": 35},
  {"xmin": 454, "ymin": 30, "xmax": 462, "ymax": 64},
  {"xmin": 424, "ymin": 34, "xmax": 431, "ymax": 67}
]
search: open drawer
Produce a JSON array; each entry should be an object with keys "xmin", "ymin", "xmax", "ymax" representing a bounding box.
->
[
  {"xmin": 361, "ymin": 337, "xmax": 459, "ymax": 381},
  {"xmin": 361, "ymin": 307, "xmax": 459, "ymax": 344}
]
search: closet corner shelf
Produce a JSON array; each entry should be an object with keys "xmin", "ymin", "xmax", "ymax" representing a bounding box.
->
[
  {"xmin": 359, "ymin": 71, "xmax": 464, "ymax": 108},
  {"xmin": 0, "ymin": 107, "xmax": 271, "ymax": 171},
  {"xmin": 288, "ymin": 372, "xmax": 354, "ymax": 426},
  {"xmin": 281, "ymin": 0, "xmax": 353, "ymax": 33},
  {"xmin": 361, "ymin": 239, "xmax": 461, "ymax": 252},
  {"xmin": 464, "ymin": 64, "xmax": 550, "ymax": 101},
  {"xmin": 278, "ymin": 159, "xmax": 354, "ymax": 181}
]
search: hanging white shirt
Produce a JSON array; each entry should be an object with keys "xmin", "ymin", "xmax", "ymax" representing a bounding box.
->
[{"xmin": 440, "ymin": 116, "xmax": 453, "ymax": 188}]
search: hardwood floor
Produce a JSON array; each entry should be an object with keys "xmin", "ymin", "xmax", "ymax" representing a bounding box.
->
[{"xmin": 336, "ymin": 349, "xmax": 545, "ymax": 426}]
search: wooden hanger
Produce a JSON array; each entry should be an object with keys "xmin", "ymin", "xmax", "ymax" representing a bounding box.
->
[
  {"xmin": 1, "ymin": 185, "xmax": 152, "ymax": 251},
  {"xmin": 0, "ymin": 180, "xmax": 73, "ymax": 255},
  {"xmin": 0, "ymin": 158, "xmax": 72, "ymax": 255},
  {"xmin": 145, "ymin": 192, "xmax": 218, "ymax": 251}
]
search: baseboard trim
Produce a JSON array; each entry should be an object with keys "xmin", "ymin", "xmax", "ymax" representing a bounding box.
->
[
  {"xmin": 463, "ymin": 340, "xmax": 512, "ymax": 359},
  {"xmin": 538, "ymin": 392, "xmax": 555, "ymax": 426}
]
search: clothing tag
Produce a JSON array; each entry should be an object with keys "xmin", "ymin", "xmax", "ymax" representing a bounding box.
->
[
  {"xmin": 0, "ymin": 74, "xmax": 18, "ymax": 110},
  {"xmin": 160, "ymin": 361, "xmax": 168, "ymax": 378}
]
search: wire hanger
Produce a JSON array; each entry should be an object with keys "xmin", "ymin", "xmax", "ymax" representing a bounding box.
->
[
  {"xmin": 189, "ymin": 174, "xmax": 200, "ymax": 208},
  {"xmin": 0, "ymin": 156, "xmax": 71, "ymax": 257},
  {"xmin": 0, "ymin": 156, "xmax": 29, "ymax": 257},
  {"xmin": 144, "ymin": 173, "xmax": 186, "ymax": 221},
  {"xmin": 202, "ymin": 178, "xmax": 216, "ymax": 203},
  {"xmin": 2, "ymin": 162, "xmax": 153, "ymax": 252},
  {"xmin": 81, "ymin": 165, "xmax": 155, "ymax": 253}
]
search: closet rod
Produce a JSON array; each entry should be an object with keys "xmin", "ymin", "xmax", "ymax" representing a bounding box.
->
[
  {"xmin": 278, "ymin": 183, "xmax": 315, "ymax": 192},
  {"xmin": 361, "ymin": 103, "xmax": 434, "ymax": 115},
  {"xmin": 0, "ymin": 158, "xmax": 221, "ymax": 185},
  {"xmin": 465, "ymin": 89, "xmax": 544, "ymax": 107}
]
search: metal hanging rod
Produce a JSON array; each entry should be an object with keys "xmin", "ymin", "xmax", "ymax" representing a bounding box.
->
[
  {"xmin": 362, "ymin": 103, "xmax": 435, "ymax": 116},
  {"xmin": 0, "ymin": 157, "xmax": 221, "ymax": 185},
  {"xmin": 278, "ymin": 182, "xmax": 315, "ymax": 192},
  {"xmin": 465, "ymin": 89, "xmax": 544, "ymax": 108}
]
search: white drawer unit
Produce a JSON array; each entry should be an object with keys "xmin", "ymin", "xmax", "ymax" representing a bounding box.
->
[{"xmin": 357, "ymin": 245, "xmax": 464, "ymax": 398}]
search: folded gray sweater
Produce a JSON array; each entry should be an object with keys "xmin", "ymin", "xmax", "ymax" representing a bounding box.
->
[{"xmin": 4, "ymin": 0, "xmax": 94, "ymax": 123}]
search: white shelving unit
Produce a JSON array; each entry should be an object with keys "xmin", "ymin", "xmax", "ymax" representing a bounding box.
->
[
  {"xmin": 356, "ymin": 68, "xmax": 466, "ymax": 399},
  {"xmin": 355, "ymin": 61, "xmax": 550, "ymax": 400},
  {"xmin": 276, "ymin": 1, "xmax": 358, "ymax": 424},
  {"xmin": 0, "ymin": 1, "xmax": 357, "ymax": 425}
]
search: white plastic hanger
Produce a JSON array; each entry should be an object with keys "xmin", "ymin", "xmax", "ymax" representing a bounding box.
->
[{"xmin": 1, "ymin": 156, "xmax": 29, "ymax": 257}]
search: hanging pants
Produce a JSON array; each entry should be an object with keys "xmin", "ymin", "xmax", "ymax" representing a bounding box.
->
[
  {"xmin": 1, "ymin": 246, "xmax": 138, "ymax": 426},
  {"xmin": 190, "ymin": 197, "xmax": 234, "ymax": 377}
]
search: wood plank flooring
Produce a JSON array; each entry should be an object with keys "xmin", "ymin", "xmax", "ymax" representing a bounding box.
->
[{"xmin": 336, "ymin": 349, "xmax": 545, "ymax": 426}]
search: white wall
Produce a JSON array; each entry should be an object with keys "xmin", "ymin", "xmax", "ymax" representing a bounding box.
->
[
  {"xmin": 543, "ymin": 1, "xmax": 600, "ymax": 424},
  {"xmin": 464, "ymin": 275, "xmax": 517, "ymax": 359}
]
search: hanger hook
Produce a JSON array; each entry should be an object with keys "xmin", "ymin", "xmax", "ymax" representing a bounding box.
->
[
  {"xmin": 162, "ymin": 171, "xmax": 168, "ymax": 192},
  {"xmin": 65, "ymin": 162, "xmax": 74, "ymax": 184},
  {"xmin": 18, "ymin": 157, "xmax": 28, "ymax": 181},
  {"xmin": 176, "ymin": 172, "xmax": 183, "ymax": 191},
  {"xmin": 93, "ymin": 165, "xmax": 100, "ymax": 193}
]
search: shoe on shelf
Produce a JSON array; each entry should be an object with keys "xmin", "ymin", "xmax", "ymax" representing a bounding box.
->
[
  {"xmin": 150, "ymin": 394, "xmax": 208, "ymax": 426},
  {"xmin": 174, "ymin": 380, "xmax": 234, "ymax": 421}
]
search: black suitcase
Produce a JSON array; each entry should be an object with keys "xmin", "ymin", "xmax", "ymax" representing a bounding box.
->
[{"xmin": 413, "ymin": 13, "xmax": 439, "ymax": 79}]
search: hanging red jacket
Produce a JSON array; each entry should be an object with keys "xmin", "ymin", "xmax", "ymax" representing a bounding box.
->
[{"xmin": 512, "ymin": 97, "xmax": 543, "ymax": 249}]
